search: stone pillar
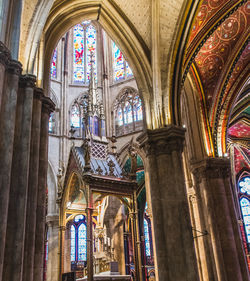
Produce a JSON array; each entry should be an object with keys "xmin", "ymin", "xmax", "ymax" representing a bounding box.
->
[
  {"xmin": 137, "ymin": 125, "xmax": 199, "ymax": 281},
  {"xmin": 46, "ymin": 215, "xmax": 59, "ymax": 281},
  {"xmin": 0, "ymin": 58, "xmax": 21, "ymax": 280},
  {"xmin": 86, "ymin": 187, "xmax": 94, "ymax": 281},
  {"xmin": 0, "ymin": 42, "xmax": 10, "ymax": 107},
  {"xmin": 191, "ymin": 158, "xmax": 250, "ymax": 281},
  {"xmin": 33, "ymin": 96, "xmax": 55, "ymax": 281},
  {"xmin": 64, "ymin": 225, "xmax": 71, "ymax": 273},
  {"xmin": 2, "ymin": 74, "xmax": 36, "ymax": 281},
  {"xmin": 22, "ymin": 88, "xmax": 43, "ymax": 281}
]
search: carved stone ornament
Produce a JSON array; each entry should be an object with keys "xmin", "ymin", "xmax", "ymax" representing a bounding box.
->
[
  {"xmin": 190, "ymin": 157, "xmax": 231, "ymax": 183},
  {"xmin": 137, "ymin": 125, "xmax": 186, "ymax": 157}
]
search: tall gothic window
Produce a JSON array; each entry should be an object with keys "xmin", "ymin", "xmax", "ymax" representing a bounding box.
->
[
  {"xmin": 239, "ymin": 176, "xmax": 250, "ymax": 244},
  {"xmin": 113, "ymin": 42, "xmax": 133, "ymax": 81},
  {"xmin": 70, "ymin": 215, "xmax": 87, "ymax": 264},
  {"xmin": 70, "ymin": 103, "xmax": 81, "ymax": 129},
  {"xmin": 51, "ymin": 48, "xmax": 57, "ymax": 79},
  {"xmin": 144, "ymin": 202, "xmax": 153, "ymax": 264},
  {"xmin": 49, "ymin": 113, "xmax": 56, "ymax": 134},
  {"xmin": 73, "ymin": 21, "xmax": 97, "ymax": 83},
  {"xmin": 114, "ymin": 88, "xmax": 143, "ymax": 136},
  {"xmin": 144, "ymin": 218, "xmax": 150, "ymax": 257}
]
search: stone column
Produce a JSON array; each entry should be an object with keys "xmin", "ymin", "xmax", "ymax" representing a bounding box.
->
[
  {"xmin": 64, "ymin": 225, "xmax": 71, "ymax": 273},
  {"xmin": 0, "ymin": 42, "xmax": 10, "ymax": 107},
  {"xmin": 46, "ymin": 215, "xmax": 59, "ymax": 281},
  {"xmin": 191, "ymin": 158, "xmax": 250, "ymax": 281},
  {"xmin": 0, "ymin": 58, "xmax": 21, "ymax": 280},
  {"xmin": 2, "ymin": 74, "xmax": 36, "ymax": 281},
  {"xmin": 86, "ymin": 186, "xmax": 94, "ymax": 281},
  {"xmin": 22, "ymin": 88, "xmax": 43, "ymax": 281},
  {"xmin": 137, "ymin": 125, "xmax": 199, "ymax": 281},
  {"xmin": 33, "ymin": 96, "xmax": 55, "ymax": 281}
]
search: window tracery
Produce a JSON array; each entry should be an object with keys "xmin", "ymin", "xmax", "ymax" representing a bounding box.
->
[
  {"xmin": 238, "ymin": 175, "xmax": 250, "ymax": 244},
  {"xmin": 70, "ymin": 215, "xmax": 87, "ymax": 264},
  {"xmin": 73, "ymin": 21, "xmax": 97, "ymax": 83},
  {"xmin": 112, "ymin": 42, "xmax": 133, "ymax": 82},
  {"xmin": 114, "ymin": 88, "xmax": 143, "ymax": 136},
  {"xmin": 51, "ymin": 48, "xmax": 57, "ymax": 79}
]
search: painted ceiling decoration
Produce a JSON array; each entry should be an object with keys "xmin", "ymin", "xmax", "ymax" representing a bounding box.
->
[
  {"xmin": 185, "ymin": 0, "xmax": 250, "ymax": 156},
  {"xmin": 183, "ymin": 0, "xmax": 246, "ymax": 82}
]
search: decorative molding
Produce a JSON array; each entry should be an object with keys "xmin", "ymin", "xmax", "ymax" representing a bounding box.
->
[{"xmin": 137, "ymin": 125, "xmax": 185, "ymax": 156}]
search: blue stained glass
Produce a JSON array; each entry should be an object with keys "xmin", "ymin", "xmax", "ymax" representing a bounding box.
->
[
  {"xmin": 48, "ymin": 114, "xmax": 53, "ymax": 133},
  {"xmin": 73, "ymin": 24, "xmax": 85, "ymax": 82},
  {"xmin": 86, "ymin": 25, "xmax": 97, "ymax": 81},
  {"xmin": 126, "ymin": 62, "xmax": 133, "ymax": 77},
  {"xmin": 144, "ymin": 218, "xmax": 151, "ymax": 257},
  {"xmin": 71, "ymin": 225, "xmax": 76, "ymax": 261},
  {"xmin": 71, "ymin": 105, "xmax": 80, "ymax": 128},
  {"xmin": 117, "ymin": 107, "xmax": 123, "ymax": 126},
  {"xmin": 78, "ymin": 223, "xmax": 87, "ymax": 261},
  {"xmin": 239, "ymin": 177, "xmax": 250, "ymax": 195},
  {"xmin": 124, "ymin": 101, "xmax": 132, "ymax": 124},
  {"xmin": 51, "ymin": 49, "xmax": 57, "ymax": 79},
  {"xmin": 74, "ymin": 215, "xmax": 84, "ymax": 222},
  {"xmin": 133, "ymin": 96, "xmax": 143, "ymax": 122},
  {"xmin": 240, "ymin": 198, "xmax": 250, "ymax": 243},
  {"xmin": 94, "ymin": 116, "xmax": 99, "ymax": 136},
  {"xmin": 113, "ymin": 42, "xmax": 125, "ymax": 81}
]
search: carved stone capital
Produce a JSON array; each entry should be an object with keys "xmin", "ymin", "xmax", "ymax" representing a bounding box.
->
[
  {"xmin": 34, "ymin": 87, "xmax": 44, "ymax": 100},
  {"xmin": 191, "ymin": 157, "xmax": 231, "ymax": 184},
  {"xmin": 41, "ymin": 96, "xmax": 55, "ymax": 115},
  {"xmin": 7, "ymin": 59, "xmax": 22, "ymax": 76},
  {"xmin": 137, "ymin": 125, "xmax": 185, "ymax": 156},
  {"xmin": 46, "ymin": 214, "xmax": 59, "ymax": 227},
  {"xmin": 0, "ymin": 41, "xmax": 11, "ymax": 67},
  {"xmin": 19, "ymin": 74, "xmax": 36, "ymax": 88}
]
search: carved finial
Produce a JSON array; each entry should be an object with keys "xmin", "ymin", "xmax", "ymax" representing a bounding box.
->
[
  {"xmin": 107, "ymin": 159, "xmax": 115, "ymax": 176},
  {"xmin": 83, "ymin": 139, "xmax": 91, "ymax": 172},
  {"xmin": 96, "ymin": 165, "xmax": 103, "ymax": 175}
]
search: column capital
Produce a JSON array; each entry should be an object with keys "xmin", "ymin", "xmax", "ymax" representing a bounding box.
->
[
  {"xmin": 137, "ymin": 125, "xmax": 186, "ymax": 156},
  {"xmin": 41, "ymin": 96, "xmax": 55, "ymax": 115},
  {"xmin": 19, "ymin": 74, "xmax": 36, "ymax": 88},
  {"xmin": 0, "ymin": 42, "xmax": 11, "ymax": 67},
  {"xmin": 7, "ymin": 59, "xmax": 22, "ymax": 75},
  {"xmin": 191, "ymin": 157, "xmax": 230, "ymax": 183},
  {"xmin": 34, "ymin": 87, "xmax": 44, "ymax": 100},
  {"xmin": 46, "ymin": 214, "xmax": 59, "ymax": 227}
]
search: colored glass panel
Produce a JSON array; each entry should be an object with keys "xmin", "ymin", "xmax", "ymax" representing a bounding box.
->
[
  {"xmin": 78, "ymin": 223, "xmax": 87, "ymax": 261},
  {"xmin": 74, "ymin": 215, "xmax": 84, "ymax": 222},
  {"xmin": 240, "ymin": 198, "xmax": 250, "ymax": 243},
  {"xmin": 126, "ymin": 62, "xmax": 133, "ymax": 77},
  {"xmin": 86, "ymin": 25, "xmax": 97, "ymax": 82},
  {"xmin": 48, "ymin": 115, "xmax": 53, "ymax": 133},
  {"xmin": 71, "ymin": 225, "xmax": 76, "ymax": 261},
  {"xmin": 124, "ymin": 101, "xmax": 132, "ymax": 124},
  {"xmin": 94, "ymin": 116, "xmax": 99, "ymax": 136},
  {"xmin": 51, "ymin": 49, "xmax": 57, "ymax": 79},
  {"xmin": 239, "ymin": 177, "xmax": 250, "ymax": 195},
  {"xmin": 133, "ymin": 96, "xmax": 143, "ymax": 121},
  {"xmin": 71, "ymin": 105, "xmax": 80, "ymax": 128},
  {"xmin": 113, "ymin": 42, "xmax": 125, "ymax": 81},
  {"xmin": 117, "ymin": 107, "xmax": 123, "ymax": 126},
  {"xmin": 73, "ymin": 24, "xmax": 85, "ymax": 82},
  {"xmin": 144, "ymin": 218, "xmax": 151, "ymax": 257}
]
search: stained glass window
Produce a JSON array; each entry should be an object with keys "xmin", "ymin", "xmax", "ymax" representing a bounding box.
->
[
  {"xmin": 49, "ymin": 115, "xmax": 53, "ymax": 133},
  {"xmin": 71, "ymin": 104, "xmax": 80, "ymax": 128},
  {"xmin": 240, "ymin": 198, "xmax": 250, "ymax": 243},
  {"xmin": 113, "ymin": 42, "xmax": 133, "ymax": 81},
  {"xmin": 86, "ymin": 25, "xmax": 97, "ymax": 81},
  {"xmin": 124, "ymin": 101, "xmax": 133, "ymax": 124},
  {"xmin": 144, "ymin": 218, "xmax": 151, "ymax": 257},
  {"xmin": 117, "ymin": 107, "xmax": 123, "ymax": 126},
  {"xmin": 51, "ymin": 49, "xmax": 57, "ymax": 79},
  {"xmin": 71, "ymin": 225, "xmax": 76, "ymax": 261},
  {"xmin": 73, "ymin": 22, "xmax": 97, "ymax": 83},
  {"xmin": 74, "ymin": 215, "xmax": 84, "ymax": 222},
  {"xmin": 73, "ymin": 24, "xmax": 85, "ymax": 82},
  {"xmin": 133, "ymin": 96, "xmax": 143, "ymax": 122},
  {"xmin": 239, "ymin": 177, "xmax": 250, "ymax": 195},
  {"xmin": 78, "ymin": 223, "xmax": 87, "ymax": 261}
]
